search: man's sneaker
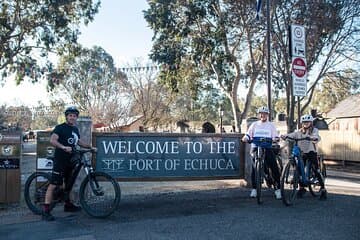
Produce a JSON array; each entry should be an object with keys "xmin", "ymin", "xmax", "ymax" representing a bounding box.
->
[
  {"xmin": 274, "ymin": 189, "xmax": 282, "ymax": 200},
  {"xmin": 250, "ymin": 189, "xmax": 257, "ymax": 198},
  {"xmin": 297, "ymin": 188, "xmax": 307, "ymax": 198},
  {"xmin": 319, "ymin": 189, "xmax": 327, "ymax": 200},
  {"xmin": 42, "ymin": 212, "xmax": 55, "ymax": 221},
  {"xmin": 64, "ymin": 202, "xmax": 82, "ymax": 212}
]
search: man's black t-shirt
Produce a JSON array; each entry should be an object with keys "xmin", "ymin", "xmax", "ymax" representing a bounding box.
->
[{"xmin": 52, "ymin": 123, "xmax": 80, "ymax": 160}]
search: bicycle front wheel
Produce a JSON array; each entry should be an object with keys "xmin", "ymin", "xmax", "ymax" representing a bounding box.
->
[
  {"xmin": 280, "ymin": 160, "xmax": 299, "ymax": 206},
  {"xmin": 24, "ymin": 172, "xmax": 53, "ymax": 215},
  {"xmin": 255, "ymin": 159, "xmax": 263, "ymax": 205},
  {"xmin": 79, "ymin": 171, "xmax": 121, "ymax": 218},
  {"xmin": 308, "ymin": 165, "xmax": 323, "ymax": 197}
]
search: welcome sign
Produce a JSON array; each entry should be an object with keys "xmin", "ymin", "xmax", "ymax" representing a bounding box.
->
[{"xmin": 94, "ymin": 133, "xmax": 244, "ymax": 180}]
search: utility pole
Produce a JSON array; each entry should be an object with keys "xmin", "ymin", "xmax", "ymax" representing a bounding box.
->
[{"xmin": 266, "ymin": 0, "xmax": 272, "ymax": 121}]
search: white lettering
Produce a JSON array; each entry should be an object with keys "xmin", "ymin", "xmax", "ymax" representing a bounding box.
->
[
  {"xmin": 193, "ymin": 142, "xmax": 202, "ymax": 154},
  {"xmin": 164, "ymin": 159, "xmax": 174, "ymax": 170},
  {"xmin": 183, "ymin": 158, "xmax": 235, "ymax": 171},
  {"xmin": 102, "ymin": 141, "xmax": 118, "ymax": 154},
  {"xmin": 129, "ymin": 159, "xmax": 137, "ymax": 170}
]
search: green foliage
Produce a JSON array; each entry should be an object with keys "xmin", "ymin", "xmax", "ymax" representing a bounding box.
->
[
  {"xmin": 307, "ymin": 69, "xmax": 360, "ymax": 114},
  {"xmin": 49, "ymin": 46, "xmax": 129, "ymax": 126},
  {"xmin": 144, "ymin": 0, "xmax": 266, "ymax": 132},
  {"xmin": 0, "ymin": 0, "xmax": 100, "ymax": 84}
]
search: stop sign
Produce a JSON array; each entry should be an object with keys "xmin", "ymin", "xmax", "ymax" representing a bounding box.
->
[{"xmin": 292, "ymin": 57, "xmax": 307, "ymax": 78}]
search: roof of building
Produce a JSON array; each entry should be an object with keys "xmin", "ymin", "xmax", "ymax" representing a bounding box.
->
[{"xmin": 325, "ymin": 94, "xmax": 360, "ymax": 118}]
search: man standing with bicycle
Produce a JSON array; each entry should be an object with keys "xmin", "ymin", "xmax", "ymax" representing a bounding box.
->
[
  {"xmin": 281, "ymin": 114, "xmax": 327, "ymax": 200},
  {"xmin": 42, "ymin": 106, "xmax": 96, "ymax": 221},
  {"xmin": 242, "ymin": 106, "xmax": 282, "ymax": 200}
]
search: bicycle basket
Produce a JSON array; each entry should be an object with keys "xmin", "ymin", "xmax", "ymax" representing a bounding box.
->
[{"xmin": 252, "ymin": 137, "xmax": 273, "ymax": 148}]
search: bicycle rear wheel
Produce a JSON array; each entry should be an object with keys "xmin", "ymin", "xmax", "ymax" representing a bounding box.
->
[
  {"xmin": 280, "ymin": 160, "xmax": 299, "ymax": 206},
  {"xmin": 79, "ymin": 171, "xmax": 121, "ymax": 218},
  {"xmin": 255, "ymin": 159, "xmax": 263, "ymax": 204},
  {"xmin": 24, "ymin": 172, "xmax": 54, "ymax": 215}
]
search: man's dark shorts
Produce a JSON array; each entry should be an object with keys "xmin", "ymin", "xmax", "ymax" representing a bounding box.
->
[{"xmin": 50, "ymin": 155, "xmax": 77, "ymax": 185}]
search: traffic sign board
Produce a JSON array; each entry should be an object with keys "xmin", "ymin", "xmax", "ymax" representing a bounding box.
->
[
  {"xmin": 292, "ymin": 56, "xmax": 307, "ymax": 97},
  {"xmin": 292, "ymin": 57, "xmax": 307, "ymax": 77},
  {"xmin": 290, "ymin": 24, "xmax": 306, "ymax": 58}
]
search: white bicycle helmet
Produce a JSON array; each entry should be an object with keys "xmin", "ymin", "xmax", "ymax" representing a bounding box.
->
[
  {"xmin": 257, "ymin": 106, "xmax": 270, "ymax": 114},
  {"xmin": 300, "ymin": 114, "xmax": 314, "ymax": 123}
]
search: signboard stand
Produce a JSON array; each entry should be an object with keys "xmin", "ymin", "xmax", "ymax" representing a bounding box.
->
[{"xmin": 0, "ymin": 131, "xmax": 21, "ymax": 203}]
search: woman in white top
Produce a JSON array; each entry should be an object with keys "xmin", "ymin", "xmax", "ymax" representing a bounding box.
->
[{"xmin": 242, "ymin": 106, "xmax": 282, "ymax": 200}]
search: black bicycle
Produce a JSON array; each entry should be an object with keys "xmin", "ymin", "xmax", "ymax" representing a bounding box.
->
[
  {"xmin": 248, "ymin": 137, "xmax": 282, "ymax": 204},
  {"xmin": 280, "ymin": 136, "xmax": 326, "ymax": 206},
  {"xmin": 24, "ymin": 148, "xmax": 121, "ymax": 218}
]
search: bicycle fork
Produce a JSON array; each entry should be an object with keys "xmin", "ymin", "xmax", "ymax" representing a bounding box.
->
[
  {"xmin": 84, "ymin": 166, "xmax": 104, "ymax": 196},
  {"xmin": 296, "ymin": 157, "xmax": 308, "ymax": 186}
]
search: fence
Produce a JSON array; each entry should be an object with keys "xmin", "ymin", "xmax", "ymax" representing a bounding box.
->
[{"xmin": 318, "ymin": 130, "xmax": 360, "ymax": 163}]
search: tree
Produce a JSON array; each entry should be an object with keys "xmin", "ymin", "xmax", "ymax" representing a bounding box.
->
[
  {"xmin": 0, "ymin": 105, "xmax": 7, "ymax": 127},
  {"xmin": 144, "ymin": 0, "xmax": 267, "ymax": 133},
  {"xmin": 0, "ymin": 0, "xmax": 100, "ymax": 84},
  {"xmin": 271, "ymin": 0, "xmax": 360, "ymax": 131},
  {"xmin": 119, "ymin": 60, "xmax": 175, "ymax": 130},
  {"xmin": 4, "ymin": 105, "xmax": 32, "ymax": 129},
  {"xmin": 49, "ymin": 46, "xmax": 129, "ymax": 128},
  {"xmin": 30, "ymin": 101, "xmax": 62, "ymax": 130},
  {"xmin": 308, "ymin": 69, "xmax": 360, "ymax": 114}
]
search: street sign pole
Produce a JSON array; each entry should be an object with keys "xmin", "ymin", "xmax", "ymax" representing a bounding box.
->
[{"xmin": 266, "ymin": 0, "xmax": 272, "ymax": 121}]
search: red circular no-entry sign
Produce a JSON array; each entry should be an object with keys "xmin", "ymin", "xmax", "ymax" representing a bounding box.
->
[{"xmin": 292, "ymin": 57, "xmax": 307, "ymax": 78}]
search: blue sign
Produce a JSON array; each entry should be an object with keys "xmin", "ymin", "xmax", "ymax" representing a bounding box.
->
[{"xmin": 94, "ymin": 133, "xmax": 244, "ymax": 179}]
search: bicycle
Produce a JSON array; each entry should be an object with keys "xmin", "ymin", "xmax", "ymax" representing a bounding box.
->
[
  {"xmin": 280, "ymin": 136, "xmax": 326, "ymax": 206},
  {"xmin": 24, "ymin": 148, "xmax": 121, "ymax": 218},
  {"xmin": 247, "ymin": 137, "xmax": 282, "ymax": 204}
]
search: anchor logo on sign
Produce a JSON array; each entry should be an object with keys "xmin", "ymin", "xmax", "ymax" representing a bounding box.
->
[
  {"xmin": 2, "ymin": 145, "xmax": 13, "ymax": 156},
  {"xmin": 46, "ymin": 146, "xmax": 55, "ymax": 158}
]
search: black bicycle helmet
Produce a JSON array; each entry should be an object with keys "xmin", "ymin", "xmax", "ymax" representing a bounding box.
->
[{"xmin": 64, "ymin": 106, "xmax": 79, "ymax": 117}]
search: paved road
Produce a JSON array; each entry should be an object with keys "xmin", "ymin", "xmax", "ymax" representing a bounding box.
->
[{"xmin": 0, "ymin": 142, "xmax": 359, "ymax": 240}]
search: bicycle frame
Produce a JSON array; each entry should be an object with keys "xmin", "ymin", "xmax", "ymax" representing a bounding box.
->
[{"xmin": 291, "ymin": 144, "xmax": 307, "ymax": 185}]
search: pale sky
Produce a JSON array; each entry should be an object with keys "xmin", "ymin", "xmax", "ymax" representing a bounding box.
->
[{"xmin": 0, "ymin": 1, "xmax": 153, "ymax": 107}]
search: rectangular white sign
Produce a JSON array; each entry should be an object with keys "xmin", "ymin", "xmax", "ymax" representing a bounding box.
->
[{"xmin": 290, "ymin": 24, "xmax": 306, "ymax": 58}]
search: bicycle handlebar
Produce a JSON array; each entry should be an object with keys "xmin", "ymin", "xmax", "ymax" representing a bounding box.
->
[
  {"xmin": 247, "ymin": 138, "xmax": 273, "ymax": 144},
  {"xmin": 72, "ymin": 148, "xmax": 96, "ymax": 155},
  {"xmin": 282, "ymin": 136, "xmax": 317, "ymax": 142}
]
